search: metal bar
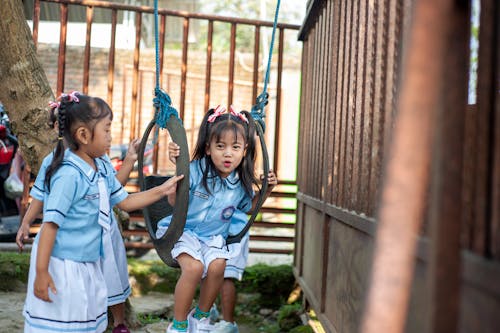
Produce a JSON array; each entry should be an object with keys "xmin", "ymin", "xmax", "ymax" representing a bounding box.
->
[
  {"xmin": 204, "ymin": 20, "xmax": 213, "ymax": 112},
  {"xmin": 179, "ymin": 17, "xmax": 189, "ymax": 120},
  {"xmin": 330, "ymin": 0, "xmax": 342, "ymax": 205},
  {"xmin": 159, "ymin": 14, "xmax": 166, "ymax": 86},
  {"xmin": 41, "ymin": 0, "xmax": 300, "ymax": 30},
  {"xmin": 427, "ymin": 0, "xmax": 469, "ymax": 329},
  {"xmin": 56, "ymin": 3, "xmax": 68, "ymax": 96},
  {"xmin": 361, "ymin": 0, "xmax": 375, "ymax": 215},
  {"xmin": 252, "ymin": 26, "xmax": 260, "ymax": 104},
  {"xmin": 106, "ymin": 8, "xmax": 117, "ymax": 107},
  {"xmin": 82, "ymin": 5, "xmax": 93, "ymax": 94},
  {"xmin": 473, "ymin": 0, "xmax": 496, "ymax": 256},
  {"xmin": 228, "ymin": 22, "xmax": 236, "ymax": 106},
  {"xmin": 33, "ymin": 0, "xmax": 41, "ymax": 49},
  {"xmin": 273, "ymin": 27, "xmax": 284, "ymax": 173},
  {"xmin": 137, "ymin": 70, "xmax": 143, "ymax": 139},
  {"xmin": 490, "ymin": 1, "xmax": 500, "ymax": 258},
  {"xmin": 361, "ymin": 0, "xmax": 461, "ymax": 331},
  {"xmin": 345, "ymin": 0, "xmax": 358, "ymax": 210},
  {"xmin": 120, "ymin": 64, "xmax": 126, "ymax": 143},
  {"xmin": 129, "ymin": 12, "xmax": 141, "ymax": 143},
  {"xmin": 352, "ymin": 0, "xmax": 365, "ymax": 211}
]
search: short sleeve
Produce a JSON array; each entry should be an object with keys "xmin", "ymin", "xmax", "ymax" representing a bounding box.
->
[
  {"xmin": 30, "ymin": 154, "xmax": 53, "ymax": 201},
  {"xmin": 43, "ymin": 171, "xmax": 77, "ymax": 226},
  {"xmin": 109, "ymin": 175, "xmax": 128, "ymax": 207}
]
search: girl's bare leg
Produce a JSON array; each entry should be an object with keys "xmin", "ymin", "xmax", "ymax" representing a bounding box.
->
[
  {"xmin": 175, "ymin": 253, "xmax": 204, "ymax": 320},
  {"xmin": 198, "ymin": 258, "xmax": 226, "ymax": 312}
]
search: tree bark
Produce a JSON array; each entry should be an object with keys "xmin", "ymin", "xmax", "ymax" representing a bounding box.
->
[{"xmin": 0, "ymin": 0, "xmax": 55, "ymax": 174}]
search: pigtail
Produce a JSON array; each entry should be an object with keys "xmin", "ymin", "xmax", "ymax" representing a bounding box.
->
[
  {"xmin": 44, "ymin": 97, "xmax": 68, "ymax": 191},
  {"xmin": 192, "ymin": 108, "xmax": 217, "ymax": 193},
  {"xmin": 238, "ymin": 110, "xmax": 258, "ymax": 196}
]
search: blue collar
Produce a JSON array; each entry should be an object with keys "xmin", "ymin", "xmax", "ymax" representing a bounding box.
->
[{"xmin": 62, "ymin": 149, "xmax": 110, "ymax": 184}]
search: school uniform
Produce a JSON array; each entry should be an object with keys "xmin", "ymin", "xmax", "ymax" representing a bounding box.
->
[
  {"xmin": 156, "ymin": 158, "xmax": 253, "ymax": 276},
  {"xmin": 30, "ymin": 153, "xmax": 131, "ymax": 307},
  {"xmin": 23, "ymin": 149, "xmax": 128, "ymax": 333}
]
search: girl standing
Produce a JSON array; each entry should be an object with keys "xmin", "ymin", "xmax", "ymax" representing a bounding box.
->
[
  {"xmin": 17, "ymin": 98, "xmax": 140, "ymax": 333},
  {"xmin": 157, "ymin": 105, "xmax": 277, "ymax": 333},
  {"xmin": 23, "ymin": 92, "xmax": 183, "ymax": 333}
]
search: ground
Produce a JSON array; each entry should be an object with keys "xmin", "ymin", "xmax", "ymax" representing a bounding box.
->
[{"xmin": 0, "ymin": 291, "xmax": 258, "ymax": 333}]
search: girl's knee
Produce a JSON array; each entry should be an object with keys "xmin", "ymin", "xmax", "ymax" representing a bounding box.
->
[
  {"xmin": 179, "ymin": 256, "xmax": 204, "ymax": 277},
  {"xmin": 207, "ymin": 258, "xmax": 226, "ymax": 276}
]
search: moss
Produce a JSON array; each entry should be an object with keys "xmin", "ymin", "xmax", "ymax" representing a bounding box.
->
[
  {"xmin": 0, "ymin": 252, "xmax": 30, "ymax": 291},
  {"xmin": 127, "ymin": 259, "xmax": 180, "ymax": 295},
  {"xmin": 289, "ymin": 325, "xmax": 314, "ymax": 333},
  {"xmin": 236, "ymin": 263, "xmax": 295, "ymax": 308},
  {"xmin": 277, "ymin": 303, "xmax": 303, "ymax": 331}
]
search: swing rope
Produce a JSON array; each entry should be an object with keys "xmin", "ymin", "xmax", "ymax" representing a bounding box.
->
[
  {"xmin": 153, "ymin": 0, "xmax": 179, "ymax": 130},
  {"xmin": 136, "ymin": 0, "xmax": 190, "ymax": 267},
  {"xmin": 250, "ymin": 0, "xmax": 281, "ymax": 132},
  {"xmin": 226, "ymin": 0, "xmax": 281, "ymax": 245}
]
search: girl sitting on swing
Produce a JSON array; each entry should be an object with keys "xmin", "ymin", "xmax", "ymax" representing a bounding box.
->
[{"xmin": 156, "ymin": 105, "xmax": 277, "ymax": 333}]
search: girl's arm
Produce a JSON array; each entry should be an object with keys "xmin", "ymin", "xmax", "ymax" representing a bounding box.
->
[
  {"xmin": 115, "ymin": 138, "xmax": 140, "ymax": 185},
  {"xmin": 249, "ymin": 170, "xmax": 278, "ymax": 213},
  {"xmin": 116, "ymin": 174, "xmax": 184, "ymax": 212},
  {"xmin": 34, "ymin": 222, "xmax": 58, "ymax": 302},
  {"xmin": 16, "ymin": 199, "xmax": 43, "ymax": 251}
]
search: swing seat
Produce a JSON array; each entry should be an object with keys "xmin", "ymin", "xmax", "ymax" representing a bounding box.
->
[
  {"xmin": 138, "ymin": 116, "xmax": 190, "ymax": 268},
  {"xmin": 143, "ymin": 175, "xmax": 173, "ymax": 236}
]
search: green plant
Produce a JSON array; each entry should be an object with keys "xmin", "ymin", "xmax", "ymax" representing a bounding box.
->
[
  {"xmin": 237, "ymin": 263, "xmax": 295, "ymax": 307},
  {"xmin": 127, "ymin": 259, "xmax": 181, "ymax": 294},
  {"xmin": 0, "ymin": 252, "xmax": 30, "ymax": 291},
  {"xmin": 277, "ymin": 303, "xmax": 303, "ymax": 331}
]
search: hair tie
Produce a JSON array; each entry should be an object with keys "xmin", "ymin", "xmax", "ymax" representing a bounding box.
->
[
  {"xmin": 59, "ymin": 91, "xmax": 80, "ymax": 103},
  {"xmin": 57, "ymin": 136, "xmax": 63, "ymax": 141},
  {"xmin": 48, "ymin": 101, "xmax": 60, "ymax": 109},
  {"xmin": 207, "ymin": 105, "xmax": 248, "ymax": 124}
]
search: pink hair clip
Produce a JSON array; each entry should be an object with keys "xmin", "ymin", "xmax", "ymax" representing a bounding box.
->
[
  {"xmin": 207, "ymin": 105, "xmax": 226, "ymax": 123},
  {"xmin": 229, "ymin": 105, "xmax": 248, "ymax": 123},
  {"xmin": 48, "ymin": 101, "xmax": 60, "ymax": 109},
  {"xmin": 60, "ymin": 91, "xmax": 80, "ymax": 103},
  {"xmin": 207, "ymin": 105, "xmax": 248, "ymax": 124}
]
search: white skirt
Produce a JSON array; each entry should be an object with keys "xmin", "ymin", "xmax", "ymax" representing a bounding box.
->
[
  {"xmin": 23, "ymin": 242, "xmax": 108, "ymax": 333},
  {"xmin": 102, "ymin": 215, "xmax": 131, "ymax": 306}
]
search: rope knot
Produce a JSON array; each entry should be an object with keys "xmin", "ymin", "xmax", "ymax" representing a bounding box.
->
[
  {"xmin": 250, "ymin": 92, "xmax": 269, "ymax": 131},
  {"xmin": 154, "ymin": 87, "xmax": 179, "ymax": 129}
]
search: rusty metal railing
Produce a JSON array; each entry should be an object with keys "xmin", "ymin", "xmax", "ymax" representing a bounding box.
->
[{"xmin": 28, "ymin": 0, "xmax": 301, "ymax": 255}]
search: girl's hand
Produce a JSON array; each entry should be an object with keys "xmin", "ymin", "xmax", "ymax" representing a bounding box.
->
[
  {"xmin": 15, "ymin": 222, "xmax": 30, "ymax": 252},
  {"xmin": 34, "ymin": 270, "xmax": 57, "ymax": 302},
  {"xmin": 168, "ymin": 142, "xmax": 180, "ymax": 165},
  {"xmin": 125, "ymin": 138, "xmax": 141, "ymax": 162},
  {"xmin": 160, "ymin": 174, "xmax": 184, "ymax": 196},
  {"xmin": 261, "ymin": 170, "xmax": 278, "ymax": 190}
]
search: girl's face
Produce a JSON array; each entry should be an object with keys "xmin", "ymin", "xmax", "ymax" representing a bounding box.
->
[
  {"xmin": 206, "ymin": 128, "xmax": 246, "ymax": 178},
  {"xmin": 87, "ymin": 115, "xmax": 112, "ymax": 158}
]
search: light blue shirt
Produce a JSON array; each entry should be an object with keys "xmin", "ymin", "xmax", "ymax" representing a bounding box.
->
[
  {"xmin": 33, "ymin": 149, "xmax": 128, "ymax": 262},
  {"xmin": 157, "ymin": 158, "xmax": 253, "ymax": 242}
]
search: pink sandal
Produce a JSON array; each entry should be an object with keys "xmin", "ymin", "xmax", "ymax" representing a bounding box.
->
[{"xmin": 112, "ymin": 324, "xmax": 130, "ymax": 333}]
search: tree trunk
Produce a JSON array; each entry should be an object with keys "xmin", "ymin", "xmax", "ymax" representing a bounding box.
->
[{"xmin": 0, "ymin": 0, "xmax": 55, "ymax": 173}]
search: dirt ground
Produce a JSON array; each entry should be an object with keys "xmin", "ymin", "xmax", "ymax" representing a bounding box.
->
[{"xmin": 0, "ymin": 291, "xmax": 254, "ymax": 333}]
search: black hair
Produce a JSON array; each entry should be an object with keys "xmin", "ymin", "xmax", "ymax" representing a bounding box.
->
[
  {"xmin": 44, "ymin": 93, "xmax": 113, "ymax": 190},
  {"xmin": 192, "ymin": 108, "xmax": 258, "ymax": 196}
]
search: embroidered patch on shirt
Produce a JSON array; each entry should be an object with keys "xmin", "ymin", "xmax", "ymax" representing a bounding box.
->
[
  {"xmin": 84, "ymin": 193, "xmax": 99, "ymax": 200},
  {"xmin": 193, "ymin": 191, "xmax": 209, "ymax": 200},
  {"xmin": 221, "ymin": 206, "xmax": 235, "ymax": 221}
]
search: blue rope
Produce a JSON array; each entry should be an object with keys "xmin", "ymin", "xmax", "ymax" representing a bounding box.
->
[
  {"xmin": 153, "ymin": 0, "xmax": 179, "ymax": 132},
  {"xmin": 250, "ymin": 0, "xmax": 281, "ymax": 132}
]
